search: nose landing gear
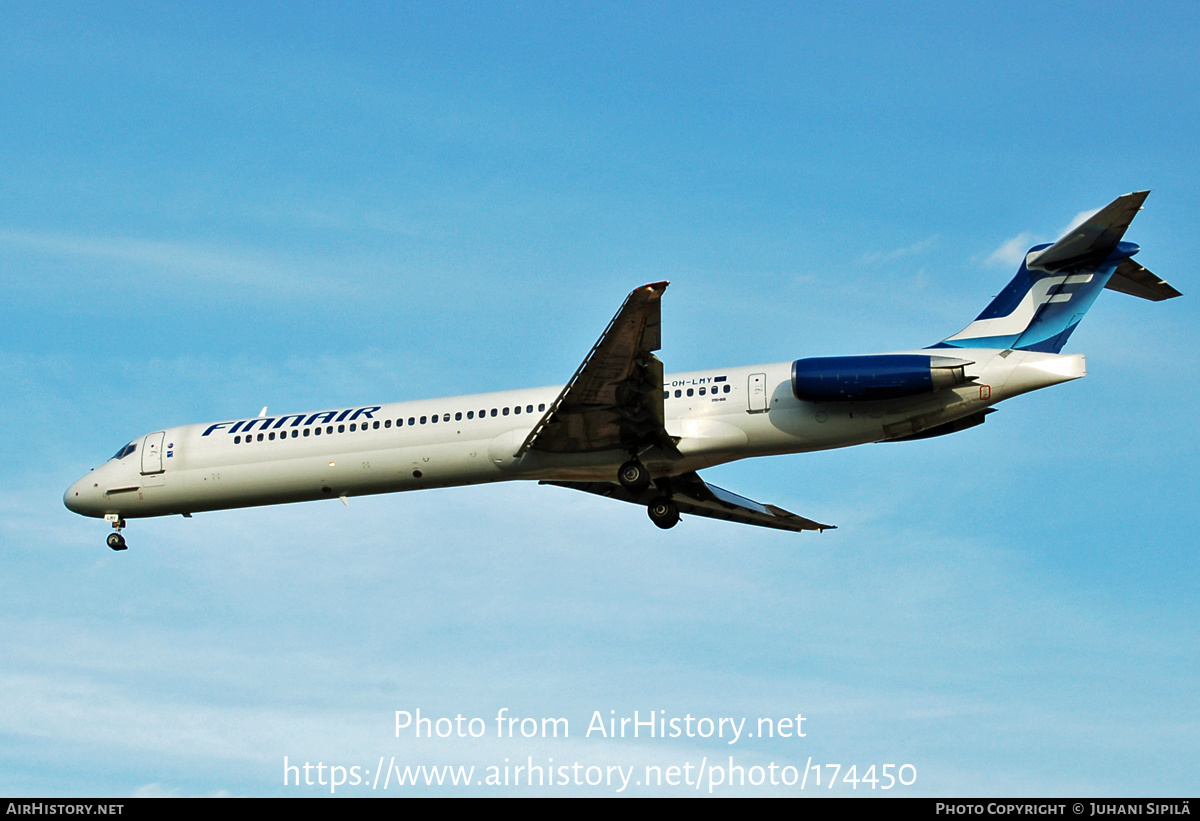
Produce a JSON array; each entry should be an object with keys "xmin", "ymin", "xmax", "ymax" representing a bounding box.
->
[{"xmin": 104, "ymin": 515, "xmax": 128, "ymax": 551}]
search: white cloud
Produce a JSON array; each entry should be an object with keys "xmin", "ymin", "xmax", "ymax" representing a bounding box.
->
[
  {"xmin": 858, "ymin": 235, "xmax": 938, "ymax": 265},
  {"xmin": 983, "ymin": 204, "xmax": 1108, "ymax": 270},
  {"xmin": 0, "ymin": 227, "xmax": 338, "ymax": 294},
  {"xmin": 985, "ymin": 231, "xmax": 1039, "ymax": 268},
  {"xmin": 131, "ymin": 783, "xmax": 184, "ymax": 798}
]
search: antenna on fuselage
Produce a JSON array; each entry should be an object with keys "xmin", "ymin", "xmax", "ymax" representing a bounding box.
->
[{"xmin": 258, "ymin": 407, "xmax": 268, "ymax": 418}]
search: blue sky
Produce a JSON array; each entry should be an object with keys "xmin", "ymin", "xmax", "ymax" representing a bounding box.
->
[{"xmin": 2, "ymin": 1, "xmax": 1197, "ymax": 796}]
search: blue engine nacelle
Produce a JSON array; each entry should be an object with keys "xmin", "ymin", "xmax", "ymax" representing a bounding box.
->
[{"xmin": 791, "ymin": 355, "xmax": 973, "ymax": 402}]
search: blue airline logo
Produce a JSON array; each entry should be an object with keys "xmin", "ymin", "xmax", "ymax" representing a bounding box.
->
[{"xmin": 202, "ymin": 406, "xmax": 382, "ymax": 437}]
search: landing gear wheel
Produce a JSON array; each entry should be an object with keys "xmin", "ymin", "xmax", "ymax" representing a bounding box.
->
[
  {"xmin": 618, "ymin": 459, "xmax": 651, "ymax": 494},
  {"xmin": 647, "ymin": 497, "xmax": 680, "ymax": 529},
  {"xmin": 106, "ymin": 532, "xmax": 127, "ymax": 551}
]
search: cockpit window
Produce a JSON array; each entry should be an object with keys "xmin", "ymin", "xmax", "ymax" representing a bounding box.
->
[{"xmin": 110, "ymin": 442, "xmax": 137, "ymax": 461}]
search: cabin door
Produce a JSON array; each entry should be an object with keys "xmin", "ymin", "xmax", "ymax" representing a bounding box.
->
[{"xmin": 140, "ymin": 431, "xmax": 165, "ymax": 475}]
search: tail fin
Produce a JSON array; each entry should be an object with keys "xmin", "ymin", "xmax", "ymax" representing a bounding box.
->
[{"xmin": 939, "ymin": 191, "xmax": 1180, "ymax": 353}]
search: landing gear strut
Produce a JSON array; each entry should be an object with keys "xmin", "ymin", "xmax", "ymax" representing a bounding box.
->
[
  {"xmin": 105, "ymin": 515, "xmax": 128, "ymax": 551},
  {"xmin": 618, "ymin": 459, "xmax": 651, "ymax": 494},
  {"xmin": 647, "ymin": 496, "xmax": 680, "ymax": 529}
]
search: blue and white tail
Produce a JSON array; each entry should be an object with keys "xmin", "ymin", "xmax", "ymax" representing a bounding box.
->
[{"xmin": 938, "ymin": 191, "xmax": 1179, "ymax": 353}]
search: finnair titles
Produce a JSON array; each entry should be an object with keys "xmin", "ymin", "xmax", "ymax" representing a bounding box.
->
[{"xmin": 66, "ymin": 192, "xmax": 1180, "ymax": 550}]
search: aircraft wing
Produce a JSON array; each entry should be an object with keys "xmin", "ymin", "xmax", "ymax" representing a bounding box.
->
[
  {"xmin": 517, "ymin": 282, "xmax": 679, "ymax": 457},
  {"xmin": 543, "ymin": 471, "xmax": 835, "ymax": 533}
]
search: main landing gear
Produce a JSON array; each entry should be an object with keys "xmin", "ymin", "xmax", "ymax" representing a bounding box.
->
[
  {"xmin": 618, "ymin": 459, "xmax": 681, "ymax": 530},
  {"xmin": 618, "ymin": 459, "xmax": 651, "ymax": 494},
  {"xmin": 647, "ymin": 496, "xmax": 680, "ymax": 529},
  {"xmin": 105, "ymin": 515, "xmax": 128, "ymax": 551}
]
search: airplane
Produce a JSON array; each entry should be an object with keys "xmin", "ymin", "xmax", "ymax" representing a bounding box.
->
[{"xmin": 65, "ymin": 191, "xmax": 1180, "ymax": 550}]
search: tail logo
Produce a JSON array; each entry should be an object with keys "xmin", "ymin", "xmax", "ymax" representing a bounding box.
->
[{"xmin": 947, "ymin": 273, "xmax": 1094, "ymax": 342}]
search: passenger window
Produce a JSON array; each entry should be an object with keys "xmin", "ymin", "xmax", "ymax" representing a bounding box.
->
[
  {"xmin": 491, "ymin": 409, "xmax": 497, "ymax": 417},
  {"xmin": 503, "ymin": 407, "xmax": 509, "ymax": 416},
  {"xmin": 514, "ymin": 406, "xmax": 521, "ymax": 414},
  {"xmin": 538, "ymin": 403, "xmax": 545, "ymax": 412},
  {"xmin": 455, "ymin": 412, "xmax": 462, "ymax": 421},
  {"xmin": 526, "ymin": 405, "xmax": 533, "ymax": 413},
  {"xmin": 234, "ymin": 436, "xmax": 241, "ymax": 444},
  {"xmin": 699, "ymin": 387, "xmax": 706, "ymax": 396},
  {"xmin": 467, "ymin": 411, "xmax": 474, "ymax": 419},
  {"xmin": 408, "ymin": 417, "xmax": 415, "ymax": 426},
  {"xmin": 724, "ymin": 384, "xmax": 730, "ymax": 393},
  {"xmin": 338, "ymin": 424, "xmax": 345, "ymax": 433},
  {"xmin": 687, "ymin": 388, "xmax": 694, "ymax": 397},
  {"xmin": 675, "ymin": 389, "xmax": 681, "ymax": 398}
]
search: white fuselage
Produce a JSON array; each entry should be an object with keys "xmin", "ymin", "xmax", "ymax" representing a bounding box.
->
[{"xmin": 64, "ymin": 349, "xmax": 1083, "ymax": 520}]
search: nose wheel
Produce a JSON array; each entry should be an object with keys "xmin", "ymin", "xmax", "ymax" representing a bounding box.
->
[{"xmin": 105, "ymin": 515, "xmax": 128, "ymax": 551}]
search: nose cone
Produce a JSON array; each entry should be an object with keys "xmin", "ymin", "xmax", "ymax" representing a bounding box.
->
[{"xmin": 64, "ymin": 472, "xmax": 103, "ymax": 517}]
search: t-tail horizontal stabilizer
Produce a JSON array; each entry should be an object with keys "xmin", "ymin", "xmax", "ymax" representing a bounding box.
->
[{"xmin": 1105, "ymin": 258, "xmax": 1182, "ymax": 302}]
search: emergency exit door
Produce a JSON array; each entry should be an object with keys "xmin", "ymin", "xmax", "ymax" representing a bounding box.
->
[{"xmin": 748, "ymin": 373, "xmax": 768, "ymax": 413}]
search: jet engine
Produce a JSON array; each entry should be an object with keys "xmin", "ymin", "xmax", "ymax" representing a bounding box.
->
[{"xmin": 791, "ymin": 355, "xmax": 974, "ymax": 402}]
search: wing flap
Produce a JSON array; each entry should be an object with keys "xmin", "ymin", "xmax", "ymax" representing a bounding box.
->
[{"xmin": 544, "ymin": 471, "xmax": 834, "ymax": 534}]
